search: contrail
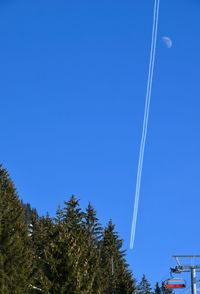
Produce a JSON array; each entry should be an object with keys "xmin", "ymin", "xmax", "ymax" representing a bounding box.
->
[{"xmin": 130, "ymin": 0, "xmax": 160, "ymax": 249}]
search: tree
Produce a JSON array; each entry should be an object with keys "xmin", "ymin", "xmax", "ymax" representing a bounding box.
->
[
  {"xmin": 30, "ymin": 214, "xmax": 53, "ymax": 293},
  {"xmin": 84, "ymin": 202, "xmax": 102, "ymax": 243},
  {"xmin": 100, "ymin": 220, "xmax": 136, "ymax": 293},
  {"xmin": 35, "ymin": 195, "xmax": 89, "ymax": 293},
  {"xmin": 61, "ymin": 195, "xmax": 87, "ymax": 293},
  {"xmin": 0, "ymin": 166, "xmax": 33, "ymax": 293},
  {"xmin": 21, "ymin": 201, "xmax": 38, "ymax": 226},
  {"xmin": 154, "ymin": 282, "xmax": 161, "ymax": 294},
  {"xmin": 83, "ymin": 203, "xmax": 103, "ymax": 293},
  {"xmin": 137, "ymin": 274, "xmax": 152, "ymax": 294},
  {"xmin": 0, "ymin": 165, "xmax": 137, "ymax": 293}
]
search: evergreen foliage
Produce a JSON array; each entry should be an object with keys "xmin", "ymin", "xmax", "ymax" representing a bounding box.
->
[
  {"xmin": 83, "ymin": 203, "xmax": 103, "ymax": 293},
  {"xmin": 0, "ymin": 166, "xmax": 33, "ymax": 293},
  {"xmin": 21, "ymin": 201, "xmax": 38, "ymax": 225},
  {"xmin": 100, "ymin": 220, "xmax": 136, "ymax": 293},
  {"xmin": 0, "ymin": 166, "xmax": 139, "ymax": 293},
  {"xmin": 154, "ymin": 282, "xmax": 161, "ymax": 294},
  {"xmin": 137, "ymin": 274, "xmax": 152, "ymax": 294},
  {"xmin": 31, "ymin": 214, "xmax": 53, "ymax": 293}
]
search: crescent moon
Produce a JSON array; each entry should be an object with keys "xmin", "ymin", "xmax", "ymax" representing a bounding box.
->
[{"xmin": 162, "ymin": 36, "xmax": 172, "ymax": 48}]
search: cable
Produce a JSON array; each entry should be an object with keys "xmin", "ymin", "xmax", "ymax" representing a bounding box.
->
[{"xmin": 130, "ymin": 0, "xmax": 160, "ymax": 249}]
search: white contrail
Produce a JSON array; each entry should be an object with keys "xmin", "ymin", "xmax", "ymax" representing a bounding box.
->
[{"xmin": 130, "ymin": 0, "xmax": 160, "ymax": 249}]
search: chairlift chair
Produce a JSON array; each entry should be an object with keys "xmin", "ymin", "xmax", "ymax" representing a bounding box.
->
[{"xmin": 164, "ymin": 278, "xmax": 186, "ymax": 289}]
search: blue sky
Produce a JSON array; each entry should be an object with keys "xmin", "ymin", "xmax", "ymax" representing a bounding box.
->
[{"xmin": 1, "ymin": 0, "xmax": 200, "ymax": 286}]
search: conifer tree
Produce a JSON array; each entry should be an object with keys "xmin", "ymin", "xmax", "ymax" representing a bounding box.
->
[
  {"xmin": 85, "ymin": 202, "xmax": 102, "ymax": 243},
  {"xmin": 62, "ymin": 195, "xmax": 86, "ymax": 292},
  {"xmin": 30, "ymin": 214, "xmax": 53, "ymax": 293},
  {"xmin": 154, "ymin": 282, "xmax": 161, "ymax": 294},
  {"xmin": 21, "ymin": 201, "xmax": 38, "ymax": 226},
  {"xmin": 83, "ymin": 203, "xmax": 103, "ymax": 293},
  {"xmin": 100, "ymin": 220, "xmax": 135, "ymax": 293},
  {"xmin": 0, "ymin": 166, "xmax": 33, "ymax": 293},
  {"xmin": 38, "ymin": 196, "xmax": 89, "ymax": 293},
  {"xmin": 0, "ymin": 167, "xmax": 137, "ymax": 293},
  {"xmin": 46, "ymin": 204, "xmax": 76, "ymax": 293},
  {"xmin": 137, "ymin": 274, "xmax": 152, "ymax": 294}
]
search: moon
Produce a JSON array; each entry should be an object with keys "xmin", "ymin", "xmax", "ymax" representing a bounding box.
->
[{"xmin": 162, "ymin": 36, "xmax": 172, "ymax": 48}]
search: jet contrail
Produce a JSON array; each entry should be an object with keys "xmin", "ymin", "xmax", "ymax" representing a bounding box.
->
[{"xmin": 130, "ymin": 0, "xmax": 160, "ymax": 249}]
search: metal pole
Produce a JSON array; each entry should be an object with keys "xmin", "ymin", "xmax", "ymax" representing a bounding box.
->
[{"xmin": 191, "ymin": 268, "xmax": 197, "ymax": 294}]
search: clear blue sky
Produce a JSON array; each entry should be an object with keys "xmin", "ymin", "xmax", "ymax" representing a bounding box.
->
[{"xmin": 1, "ymin": 0, "xmax": 200, "ymax": 286}]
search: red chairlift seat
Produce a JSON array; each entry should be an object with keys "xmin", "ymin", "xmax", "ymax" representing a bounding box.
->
[{"xmin": 164, "ymin": 278, "xmax": 186, "ymax": 289}]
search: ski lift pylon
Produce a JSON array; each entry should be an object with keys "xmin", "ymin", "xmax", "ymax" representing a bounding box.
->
[{"xmin": 164, "ymin": 277, "xmax": 186, "ymax": 289}]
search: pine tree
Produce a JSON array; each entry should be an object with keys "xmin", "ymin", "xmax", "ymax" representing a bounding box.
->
[
  {"xmin": 47, "ymin": 204, "xmax": 76, "ymax": 294},
  {"xmin": 154, "ymin": 282, "xmax": 161, "ymax": 294},
  {"xmin": 38, "ymin": 196, "xmax": 89, "ymax": 293},
  {"xmin": 85, "ymin": 202, "xmax": 102, "ymax": 243},
  {"xmin": 100, "ymin": 220, "xmax": 135, "ymax": 293},
  {"xmin": 62, "ymin": 195, "xmax": 86, "ymax": 293},
  {"xmin": 137, "ymin": 274, "xmax": 152, "ymax": 294},
  {"xmin": 0, "ymin": 167, "xmax": 137, "ymax": 293},
  {"xmin": 21, "ymin": 201, "xmax": 38, "ymax": 226},
  {"xmin": 0, "ymin": 166, "xmax": 33, "ymax": 293},
  {"xmin": 83, "ymin": 203, "xmax": 103, "ymax": 293},
  {"xmin": 30, "ymin": 214, "xmax": 53, "ymax": 293}
]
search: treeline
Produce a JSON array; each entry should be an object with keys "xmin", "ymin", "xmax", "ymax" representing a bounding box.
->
[
  {"xmin": 136, "ymin": 276, "xmax": 173, "ymax": 294},
  {"xmin": 0, "ymin": 166, "xmax": 135, "ymax": 293},
  {"xmin": 0, "ymin": 166, "xmax": 172, "ymax": 293}
]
